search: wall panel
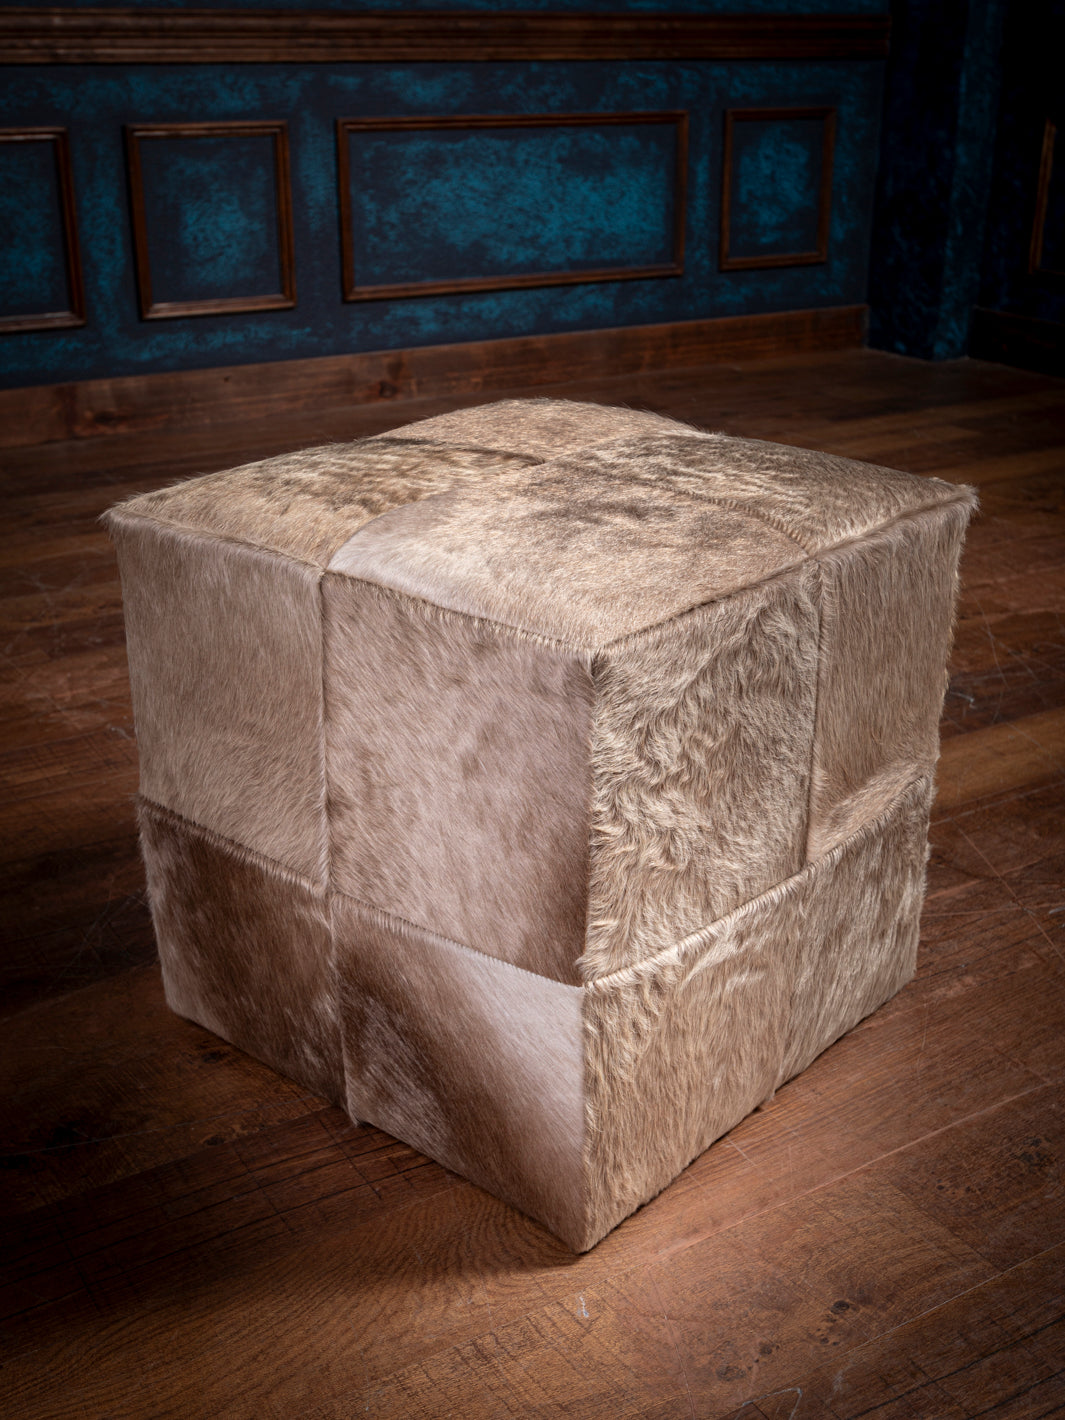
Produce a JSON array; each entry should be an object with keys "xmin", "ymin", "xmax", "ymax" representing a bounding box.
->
[
  {"xmin": 126, "ymin": 121, "xmax": 295, "ymax": 318},
  {"xmin": 339, "ymin": 112, "xmax": 686, "ymax": 300},
  {"xmin": 0, "ymin": 127, "xmax": 84, "ymax": 333},
  {"xmin": 721, "ymin": 107, "xmax": 835, "ymax": 269},
  {"xmin": 0, "ymin": 10, "xmax": 886, "ymax": 389}
]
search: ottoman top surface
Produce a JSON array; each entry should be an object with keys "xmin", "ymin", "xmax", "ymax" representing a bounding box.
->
[{"xmin": 113, "ymin": 399, "xmax": 974, "ymax": 647}]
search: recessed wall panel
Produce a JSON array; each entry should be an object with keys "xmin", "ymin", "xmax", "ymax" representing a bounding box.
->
[
  {"xmin": 338, "ymin": 112, "xmax": 687, "ymax": 300},
  {"xmin": 0, "ymin": 128, "xmax": 84, "ymax": 332},
  {"xmin": 721, "ymin": 107, "xmax": 835, "ymax": 270},
  {"xmin": 126, "ymin": 121, "xmax": 295, "ymax": 319}
]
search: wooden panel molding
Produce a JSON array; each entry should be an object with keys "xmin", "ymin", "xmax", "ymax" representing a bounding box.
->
[
  {"xmin": 720, "ymin": 106, "xmax": 836, "ymax": 271},
  {"xmin": 0, "ymin": 10, "xmax": 891, "ymax": 64},
  {"xmin": 337, "ymin": 111, "xmax": 687, "ymax": 302},
  {"xmin": 125, "ymin": 121, "xmax": 296, "ymax": 320},
  {"xmin": 0, "ymin": 304, "xmax": 866, "ymax": 448},
  {"xmin": 0, "ymin": 127, "xmax": 85, "ymax": 333},
  {"xmin": 1029, "ymin": 118, "xmax": 1063, "ymax": 282}
]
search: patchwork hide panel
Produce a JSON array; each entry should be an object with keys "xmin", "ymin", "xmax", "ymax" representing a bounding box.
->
[{"xmin": 108, "ymin": 398, "xmax": 976, "ymax": 1252}]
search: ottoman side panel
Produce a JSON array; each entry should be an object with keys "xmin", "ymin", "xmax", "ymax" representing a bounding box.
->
[
  {"xmin": 780, "ymin": 776, "xmax": 932, "ymax": 1084},
  {"xmin": 807, "ymin": 500, "xmax": 972, "ymax": 857},
  {"xmin": 582, "ymin": 889, "xmax": 794, "ymax": 1249},
  {"xmin": 109, "ymin": 511, "xmax": 327, "ymax": 882},
  {"xmin": 139, "ymin": 798, "xmax": 343, "ymax": 1105},
  {"xmin": 323, "ymin": 575, "xmax": 594, "ymax": 985},
  {"xmin": 581, "ymin": 777, "xmax": 932, "ymax": 1249},
  {"xmin": 334, "ymin": 895, "xmax": 587, "ymax": 1251},
  {"xmin": 581, "ymin": 562, "xmax": 820, "ymax": 980}
]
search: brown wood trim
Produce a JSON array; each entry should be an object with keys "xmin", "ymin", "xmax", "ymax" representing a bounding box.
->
[
  {"xmin": 1029, "ymin": 118, "xmax": 1063, "ymax": 281},
  {"xmin": 337, "ymin": 111, "xmax": 687, "ymax": 302},
  {"xmin": 0, "ymin": 304, "xmax": 866, "ymax": 448},
  {"xmin": 720, "ymin": 106, "xmax": 836, "ymax": 272},
  {"xmin": 0, "ymin": 10, "xmax": 892, "ymax": 64},
  {"xmin": 125, "ymin": 121, "xmax": 296, "ymax": 321},
  {"xmin": 0, "ymin": 126, "xmax": 85, "ymax": 333}
]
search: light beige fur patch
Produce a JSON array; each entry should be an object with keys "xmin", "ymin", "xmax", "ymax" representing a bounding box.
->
[
  {"xmin": 109, "ymin": 438, "xmax": 538, "ymax": 567},
  {"xmin": 335, "ymin": 893, "xmax": 587, "ymax": 1250},
  {"xmin": 581, "ymin": 562, "xmax": 821, "ymax": 980},
  {"xmin": 110, "ymin": 509, "xmax": 328, "ymax": 881},
  {"xmin": 580, "ymin": 775, "xmax": 932, "ymax": 1249},
  {"xmin": 322, "ymin": 574, "xmax": 595, "ymax": 984},
  {"xmin": 807, "ymin": 501, "xmax": 973, "ymax": 856},
  {"xmin": 390, "ymin": 396, "xmax": 691, "ymax": 461}
]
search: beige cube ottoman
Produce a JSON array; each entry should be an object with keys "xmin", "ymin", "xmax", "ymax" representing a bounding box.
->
[{"xmin": 107, "ymin": 399, "xmax": 975, "ymax": 1251}]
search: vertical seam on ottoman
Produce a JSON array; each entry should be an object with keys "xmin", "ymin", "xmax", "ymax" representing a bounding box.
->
[
  {"xmin": 315, "ymin": 568, "xmax": 333, "ymax": 894},
  {"xmin": 803, "ymin": 555, "xmax": 828, "ymax": 868},
  {"xmin": 318, "ymin": 568, "xmax": 352, "ymax": 1121}
]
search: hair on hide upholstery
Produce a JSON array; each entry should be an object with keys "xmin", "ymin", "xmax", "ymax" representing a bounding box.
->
[
  {"xmin": 139, "ymin": 797, "xmax": 343, "ymax": 1105},
  {"xmin": 107, "ymin": 396, "xmax": 978, "ymax": 1254},
  {"xmin": 807, "ymin": 501, "xmax": 974, "ymax": 856},
  {"xmin": 389, "ymin": 397, "xmax": 693, "ymax": 462},
  {"xmin": 332, "ymin": 892, "xmax": 588, "ymax": 1250},
  {"xmin": 322, "ymin": 573, "xmax": 595, "ymax": 984},
  {"xmin": 107, "ymin": 438, "xmax": 539, "ymax": 567},
  {"xmin": 581, "ymin": 561, "xmax": 821, "ymax": 980},
  {"xmin": 587, "ymin": 431, "xmax": 976, "ymax": 553},
  {"xmin": 327, "ymin": 447, "xmax": 807, "ymax": 646},
  {"xmin": 109, "ymin": 509, "xmax": 329, "ymax": 882},
  {"xmin": 580, "ymin": 774, "xmax": 934, "ymax": 1247}
]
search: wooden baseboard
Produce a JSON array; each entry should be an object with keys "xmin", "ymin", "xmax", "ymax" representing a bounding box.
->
[
  {"xmin": 969, "ymin": 308, "xmax": 1065, "ymax": 379},
  {"xmin": 1, "ymin": 305, "xmax": 867, "ymax": 450}
]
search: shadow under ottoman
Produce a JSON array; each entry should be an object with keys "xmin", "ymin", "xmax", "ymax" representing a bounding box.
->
[{"xmin": 107, "ymin": 399, "xmax": 976, "ymax": 1252}]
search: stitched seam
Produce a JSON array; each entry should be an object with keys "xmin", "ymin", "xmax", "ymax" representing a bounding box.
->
[
  {"xmin": 336, "ymin": 889, "xmax": 584, "ymax": 992},
  {"xmin": 803, "ymin": 557, "xmax": 829, "ymax": 865},
  {"xmin": 366, "ymin": 435, "xmax": 543, "ymax": 465},
  {"xmin": 323, "ymin": 567, "xmax": 594, "ymax": 658},
  {"xmin": 584, "ymin": 772, "xmax": 934, "ymax": 991},
  {"xmin": 598, "ymin": 496, "xmax": 976, "ymax": 652},
  {"xmin": 137, "ymin": 795, "xmax": 324, "ymax": 894}
]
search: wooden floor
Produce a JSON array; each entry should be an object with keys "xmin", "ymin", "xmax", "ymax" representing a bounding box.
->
[{"xmin": 2, "ymin": 348, "xmax": 1063, "ymax": 1419}]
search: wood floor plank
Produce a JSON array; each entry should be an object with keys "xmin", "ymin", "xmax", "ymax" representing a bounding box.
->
[
  {"xmin": 799, "ymin": 1244, "xmax": 1065, "ymax": 1420},
  {"xmin": 872, "ymin": 1086, "xmax": 1065, "ymax": 1272},
  {"xmin": 934, "ymin": 710, "xmax": 1065, "ymax": 815}
]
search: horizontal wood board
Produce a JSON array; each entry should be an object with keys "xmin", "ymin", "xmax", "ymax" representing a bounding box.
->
[{"xmin": 0, "ymin": 304, "xmax": 866, "ymax": 448}]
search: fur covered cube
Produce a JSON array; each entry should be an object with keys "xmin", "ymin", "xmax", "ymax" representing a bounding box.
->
[{"xmin": 107, "ymin": 399, "xmax": 975, "ymax": 1251}]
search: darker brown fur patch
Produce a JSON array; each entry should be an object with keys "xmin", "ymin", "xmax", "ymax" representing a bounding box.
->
[{"xmin": 139, "ymin": 798, "xmax": 343, "ymax": 1105}]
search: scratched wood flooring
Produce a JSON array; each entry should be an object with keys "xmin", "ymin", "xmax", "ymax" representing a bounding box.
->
[{"xmin": 1, "ymin": 347, "xmax": 1063, "ymax": 1419}]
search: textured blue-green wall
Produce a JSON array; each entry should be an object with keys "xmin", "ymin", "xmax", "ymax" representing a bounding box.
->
[
  {"xmin": 867, "ymin": 0, "xmax": 1006, "ymax": 359},
  {"xmin": 1, "ymin": 46, "xmax": 884, "ymax": 387}
]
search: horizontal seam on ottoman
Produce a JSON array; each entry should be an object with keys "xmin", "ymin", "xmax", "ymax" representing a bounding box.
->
[
  {"xmin": 335, "ymin": 888, "xmax": 585, "ymax": 993},
  {"xmin": 596, "ymin": 554, "xmax": 812, "ymax": 650},
  {"xmin": 583, "ymin": 770, "xmax": 933, "ymax": 992},
  {"xmin": 137, "ymin": 795, "xmax": 326, "ymax": 894}
]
